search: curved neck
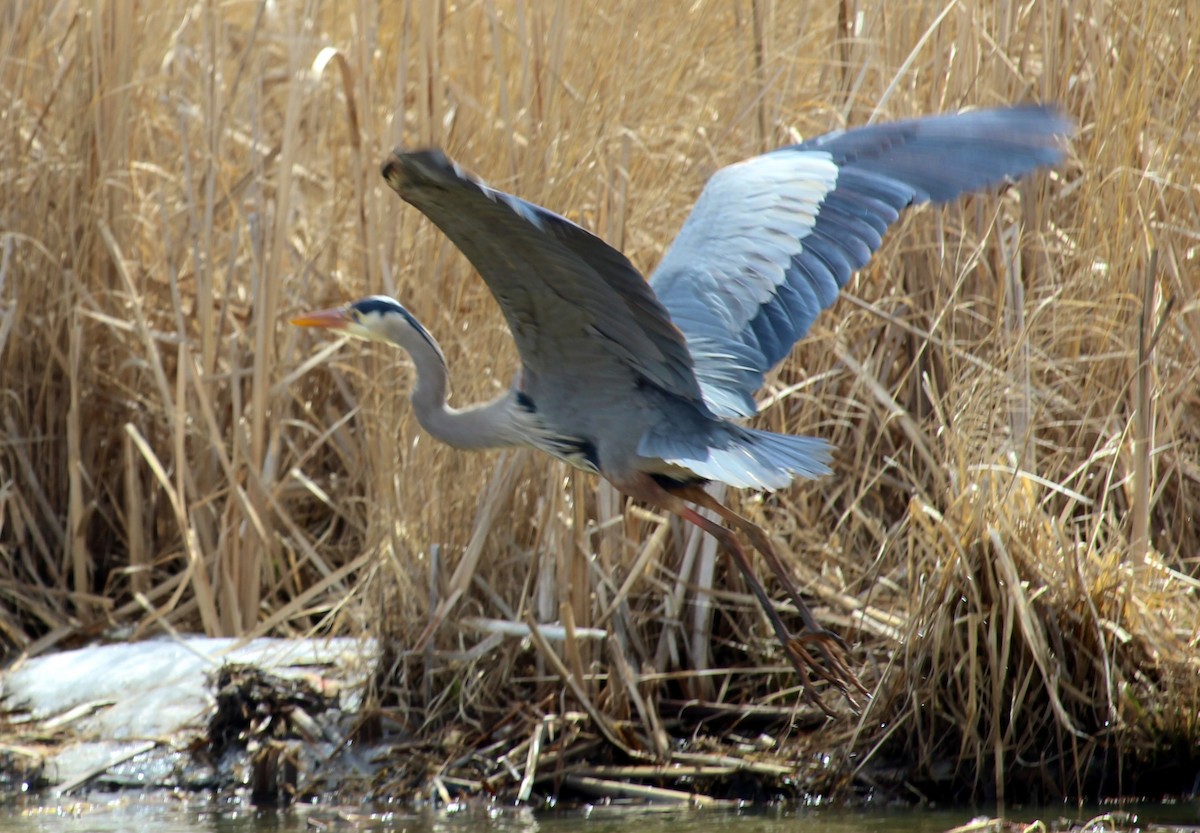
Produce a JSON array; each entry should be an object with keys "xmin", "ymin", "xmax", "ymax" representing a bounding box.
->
[{"xmin": 403, "ymin": 334, "xmax": 520, "ymax": 451}]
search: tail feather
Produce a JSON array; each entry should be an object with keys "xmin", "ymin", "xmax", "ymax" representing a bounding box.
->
[{"xmin": 639, "ymin": 424, "xmax": 833, "ymax": 490}]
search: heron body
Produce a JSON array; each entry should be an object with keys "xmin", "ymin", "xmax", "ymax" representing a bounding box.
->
[{"xmin": 294, "ymin": 105, "xmax": 1071, "ymax": 703}]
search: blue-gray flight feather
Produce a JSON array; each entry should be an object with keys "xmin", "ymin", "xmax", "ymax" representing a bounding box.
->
[
  {"xmin": 382, "ymin": 150, "xmax": 707, "ymax": 410},
  {"xmin": 649, "ymin": 104, "xmax": 1073, "ymax": 419}
]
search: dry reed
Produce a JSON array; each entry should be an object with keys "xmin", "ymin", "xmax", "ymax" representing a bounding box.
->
[{"xmin": 1, "ymin": 0, "xmax": 1198, "ymax": 804}]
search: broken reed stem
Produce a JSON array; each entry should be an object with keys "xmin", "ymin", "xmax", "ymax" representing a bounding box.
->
[
  {"xmin": 1130, "ymin": 249, "xmax": 1156, "ymax": 564},
  {"xmin": 1001, "ymin": 223, "xmax": 1033, "ymax": 469},
  {"xmin": 123, "ymin": 429, "xmax": 147, "ymax": 598},
  {"xmin": 750, "ymin": 0, "xmax": 769, "ymax": 148},
  {"xmin": 689, "ymin": 489, "xmax": 722, "ymax": 698},
  {"xmin": 523, "ymin": 610, "xmax": 644, "ymax": 761},
  {"xmin": 66, "ymin": 303, "xmax": 90, "ymax": 620}
]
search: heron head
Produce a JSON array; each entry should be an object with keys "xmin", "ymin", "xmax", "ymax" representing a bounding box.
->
[{"xmin": 291, "ymin": 295, "xmax": 445, "ymax": 363}]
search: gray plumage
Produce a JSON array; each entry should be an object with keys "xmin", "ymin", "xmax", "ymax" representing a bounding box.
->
[
  {"xmin": 351, "ymin": 105, "xmax": 1069, "ymax": 494},
  {"xmin": 294, "ymin": 104, "xmax": 1071, "ymax": 697}
]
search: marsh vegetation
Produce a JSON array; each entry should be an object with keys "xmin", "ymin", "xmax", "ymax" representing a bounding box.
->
[{"xmin": 1, "ymin": 0, "xmax": 1197, "ymax": 805}]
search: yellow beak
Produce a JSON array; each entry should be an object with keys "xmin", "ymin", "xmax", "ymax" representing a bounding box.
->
[{"xmin": 290, "ymin": 307, "xmax": 352, "ymax": 329}]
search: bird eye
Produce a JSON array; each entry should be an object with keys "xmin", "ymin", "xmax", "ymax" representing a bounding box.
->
[{"xmin": 346, "ymin": 305, "xmax": 362, "ymax": 323}]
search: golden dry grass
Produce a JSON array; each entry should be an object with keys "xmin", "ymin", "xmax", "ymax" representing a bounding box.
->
[{"xmin": 1, "ymin": 0, "xmax": 1198, "ymax": 803}]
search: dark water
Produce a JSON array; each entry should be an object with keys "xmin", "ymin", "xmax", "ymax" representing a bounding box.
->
[{"xmin": 0, "ymin": 799, "xmax": 1197, "ymax": 833}]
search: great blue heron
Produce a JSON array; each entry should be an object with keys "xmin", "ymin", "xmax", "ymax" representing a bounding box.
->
[{"xmin": 293, "ymin": 104, "xmax": 1071, "ymax": 704}]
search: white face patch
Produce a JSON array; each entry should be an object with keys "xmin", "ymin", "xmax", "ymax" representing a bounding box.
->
[{"xmin": 351, "ymin": 312, "xmax": 396, "ymax": 343}]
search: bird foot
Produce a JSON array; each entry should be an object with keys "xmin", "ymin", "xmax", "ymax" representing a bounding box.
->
[
  {"xmin": 783, "ymin": 628, "xmax": 868, "ymax": 702},
  {"xmin": 792, "ymin": 623, "xmax": 849, "ymax": 652}
]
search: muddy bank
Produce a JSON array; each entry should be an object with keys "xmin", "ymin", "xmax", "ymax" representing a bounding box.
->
[
  {"xmin": 1, "ymin": 637, "xmax": 847, "ymax": 805},
  {"xmin": 5, "ymin": 633, "xmax": 1200, "ymax": 807}
]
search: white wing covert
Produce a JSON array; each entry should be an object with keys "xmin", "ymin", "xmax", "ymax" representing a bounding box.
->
[{"xmin": 649, "ymin": 105, "xmax": 1072, "ymax": 418}]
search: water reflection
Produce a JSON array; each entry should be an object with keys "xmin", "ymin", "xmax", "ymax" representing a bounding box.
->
[{"xmin": 0, "ymin": 799, "xmax": 1196, "ymax": 833}]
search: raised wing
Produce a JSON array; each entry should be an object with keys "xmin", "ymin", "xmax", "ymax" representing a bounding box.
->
[
  {"xmin": 649, "ymin": 104, "xmax": 1073, "ymax": 418},
  {"xmin": 382, "ymin": 150, "xmax": 705, "ymax": 408}
]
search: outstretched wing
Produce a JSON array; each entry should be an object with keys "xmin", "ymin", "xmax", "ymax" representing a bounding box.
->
[
  {"xmin": 649, "ymin": 104, "xmax": 1073, "ymax": 418},
  {"xmin": 382, "ymin": 150, "xmax": 706, "ymax": 408}
]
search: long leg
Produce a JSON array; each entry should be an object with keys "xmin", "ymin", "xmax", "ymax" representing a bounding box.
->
[
  {"xmin": 674, "ymin": 485, "xmax": 867, "ymax": 697},
  {"xmin": 675, "ymin": 485, "xmax": 831, "ymax": 636},
  {"xmin": 617, "ymin": 475, "xmax": 848, "ymax": 710}
]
